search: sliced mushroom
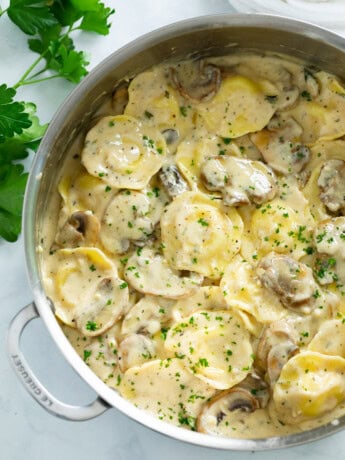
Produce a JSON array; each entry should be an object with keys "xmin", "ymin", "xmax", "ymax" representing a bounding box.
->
[
  {"xmin": 295, "ymin": 67, "xmax": 320, "ymax": 99},
  {"xmin": 314, "ymin": 217, "xmax": 345, "ymax": 285},
  {"xmin": 112, "ymin": 83, "xmax": 129, "ymax": 115},
  {"xmin": 235, "ymin": 135, "xmax": 263, "ymax": 161},
  {"xmin": 201, "ymin": 156, "xmax": 277, "ymax": 206},
  {"xmin": 256, "ymin": 321, "xmax": 295, "ymax": 369},
  {"xmin": 234, "ymin": 372, "xmax": 270, "ymax": 408},
  {"xmin": 267, "ymin": 341, "xmax": 299, "ymax": 385},
  {"xmin": 159, "ymin": 164, "xmax": 189, "ymax": 198},
  {"xmin": 257, "ymin": 252, "xmax": 318, "ymax": 314},
  {"xmin": 118, "ymin": 333, "xmax": 156, "ymax": 372},
  {"xmin": 256, "ymin": 321, "xmax": 299, "ymax": 385},
  {"xmin": 75, "ymin": 276, "xmax": 129, "ymax": 337},
  {"xmin": 275, "ymin": 85, "xmax": 299, "ymax": 111},
  {"xmin": 197, "ymin": 373, "xmax": 269, "ymax": 434},
  {"xmin": 266, "ymin": 115, "xmax": 302, "ymax": 136},
  {"xmin": 251, "ymin": 117, "xmax": 310, "ymax": 175},
  {"xmin": 162, "ymin": 128, "xmax": 179, "ymax": 145},
  {"xmin": 55, "ymin": 211, "xmax": 100, "ymax": 248},
  {"xmin": 318, "ymin": 159, "xmax": 345, "ymax": 214},
  {"xmin": 100, "ymin": 190, "xmax": 163, "ymax": 254},
  {"xmin": 170, "ymin": 60, "xmax": 221, "ymax": 102},
  {"xmin": 124, "ymin": 247, "xmax": 203, "ymax": 299}
]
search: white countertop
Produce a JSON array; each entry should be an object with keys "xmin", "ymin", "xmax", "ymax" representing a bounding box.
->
[{"xmin": 1, "ymin": 1, "xmax": 345, "ymax": 459}]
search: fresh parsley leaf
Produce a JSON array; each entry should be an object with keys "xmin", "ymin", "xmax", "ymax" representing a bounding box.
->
[
  {"xmin": 79, "ymin": 3, "xmax": 115, "ymax": 35},
  {"xmin": 0, "ymin": 140, "xmax": 31, "ymax": 165},
  {"xmin": 0, "ymin": 103, "xmax": 46, "ymax": 164},
  {"xmin": 0, "ymin": 164, "xmax": 28, "ymax": 241},
  {"xmin": 29, "ymin": 32, "xmax": 89, "ymax": 83},
  {"xmin": 0, "ymin": 85, "xmax": 32, "ymax": 143},
  {"xmin": 0, "ymin": 164, "xmax": 28, "ymax": 216},
  {"xmin": 71, "ymin": 0, "xmax": 103, "ymax": 11},
  {"xmin": 48, "ymin": 43, "xmax": 89, "ymax": 82},
  {"xmin": 52, "ymin": 0, "xmax": 114, "ymax": 33},
  {"xmin": 28, "ymin": 25, "xmax": 63, "ymax": 56},
  {"xmin": 50, "ymin": 1, "xmax": 83, "ymax": 27},
  {"xmin": 0, "ymin": 208, "xmax": 22, "ymax": 242},
  {"xmin": 18, "ymin": 103, "xmax": 47, "ymax": 144},
  {"xmin": 7, "ymin": 0, "xmax": 58, "ymax": 36}
]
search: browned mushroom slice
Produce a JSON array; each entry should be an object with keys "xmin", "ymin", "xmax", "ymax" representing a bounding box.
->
[
  {"xmin": 55, "ymin": 211, "xmax": 100, "ymax": 248},
  {"xmin": 112, "ymin": 83, "xmax": 129, "ymax": 115},
  {"xmin": 170, "ymin": 61, "xmax": 221, "ymax": 102},
  {"xmin": 197, "ymin": 374, "xmax": 269, "ymax": 434},
  {"xmin": 75, "ymin": 276, "xmax": 129, "ymax": 337},
  {"xmin": 256, "ymin": 322, "xmax": 294, "ymax": 369},
  {"xmin": 266, "ymin": 341, "xmax": 299, "ymax": 384},
  {"xmin": 318, "ymin": 159, "xmax": 345, "ymax": 214},
  {"xmin": 159, "ymin": 164, "xmax": 189, "ymax": 198},
  {"xmin": 256, "ymin": 322, "xmax": 299, "ymax": 385},
  {"xmin": 257, "ymin": 252, "xmax": 317, "ymax": 314},
  {"xmin": 118, "ymin": 333, "xmax": 156, "ymax": 372},
  {"xmin": 251, "ymin": 117, "xmax": 310, "ymax": 175},
  {"xmin": 275, "ymin": 85, "xmax": 299, "ymax": 111},
  {"xmin": 295, "ymin": 67, "xmax": 321, "ymax": 99},
  {"xmin": 235, "ymin": 372, "xmax": 270, "ymax": 408},
  {"xmin": 201, "ymin": 156, "xmax": 277, "ymax": 206}
]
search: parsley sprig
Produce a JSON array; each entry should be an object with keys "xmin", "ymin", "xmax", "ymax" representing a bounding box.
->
[{"xmin": 0, "ymin": 0, "xmax": 115, "ymax": 242}]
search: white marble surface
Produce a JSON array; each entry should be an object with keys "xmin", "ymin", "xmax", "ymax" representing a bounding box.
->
[{"xmin": 1, "ymin": 1, "xmax": 345, "ymax": 459}]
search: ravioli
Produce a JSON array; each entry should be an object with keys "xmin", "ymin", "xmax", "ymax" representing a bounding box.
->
[
  {"xmin": 245, "ymin": 198, "xmax": 314, "ymax": 259},
  {"xmin": 58, "ymin": 168, "xmax": 114, "ymax": 221},
  {"xmin": 82, "ymin": 115, "xmax": 167, "ymax": 189},
  {"xmin": 273, "ymin": 351, "xmax": 345, "ymax": 423},
  {"xmin": 100, "ymin": 188, "xmax": 165, "ymax": 254},
  {"xmin": 165, "ymin": 311, "xmax": 253, "ymax": 389},
  {"xmin": 47, "ymin": 247, "xmax": 128, "ymax": 332},
  {"xmin": 220, "ymin": 256, "xmax": 287, "ymax": 323},
  {"xmin": 120, "ymin": 359, "xmax": 215, "ymax": 429},
  {"xmin": 196, "ymin": 75, "xmax": 276, "ymax": 138},
  {"xmin": 124, "ymin": 67, "xmax": 194, "ymax": 147},
  {"xmin": 161, "ymin": 191, "xmax": 243, "ymax": 278}
]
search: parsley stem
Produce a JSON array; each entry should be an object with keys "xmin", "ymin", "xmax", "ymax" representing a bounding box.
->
[
  {"xmin": 27, "ymin": 68, "xmax": 49, "ymax": 80},
  {"xmin": 0, "ymin": 7, "xmax": 8, "ymax": 17},
  {"xmin": 13, "ymin": 55, "xmax": 44, "ymax": 89},
  {"xmin": 17, "ymin": 74, "xmax": 63, "ymax": 87}
]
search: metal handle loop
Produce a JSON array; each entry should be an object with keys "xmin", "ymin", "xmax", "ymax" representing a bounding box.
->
[{"xmin": 7, "ymin": 302, "xmax": 110, "ymax": 421}]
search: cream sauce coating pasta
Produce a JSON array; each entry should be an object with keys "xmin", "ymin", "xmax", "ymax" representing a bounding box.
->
[{"xmin": 41, "ymin": 52, "xmax": 345, "ymax": 439}]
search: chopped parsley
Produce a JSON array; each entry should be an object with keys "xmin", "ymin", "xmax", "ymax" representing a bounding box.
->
[
  {"xmin": 83, "ymin": 350, "xmax": 92, "ymax": 361},
  {"xmin": 197, "ymin": 217, "xmax": 209, "ymax": 227},
  {"xmin": 144, "ymin": 110, "xmax": 153, "ymax": 119},
  {"xmin": 85, "ymin": 321, "xmax": 98, "ymax": 331},
  {"xmin": 301, "ymin": 90, "xmax": 312, "ymax": 101},
  {"xmin": 179, "ymin": 106, "xmax": 188, "ymax": 117}
]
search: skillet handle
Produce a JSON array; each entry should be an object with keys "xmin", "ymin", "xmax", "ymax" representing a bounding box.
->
[{"xmin": 7, "ymin": 302, "xmax": 110, "ymax": 421}]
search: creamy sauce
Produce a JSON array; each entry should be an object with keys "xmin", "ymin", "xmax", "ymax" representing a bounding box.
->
[{"xmin": 41, "ymin": 52, "xmax": 345, "ymax": 439}]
